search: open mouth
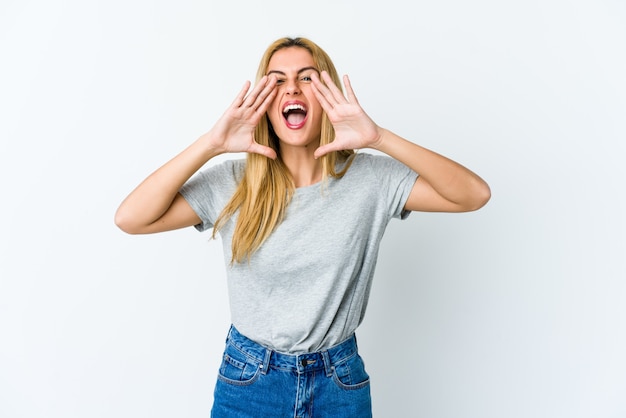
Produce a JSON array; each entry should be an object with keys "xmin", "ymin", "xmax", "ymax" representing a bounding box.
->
[{"xmin": 282, "ymin": 101, "xmax": 308, "ymax": 129}]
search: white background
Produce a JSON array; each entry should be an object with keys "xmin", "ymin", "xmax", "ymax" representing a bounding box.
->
[{"xmin": 1, "ymin": 0, "xmax": 625, "ymax": 417}]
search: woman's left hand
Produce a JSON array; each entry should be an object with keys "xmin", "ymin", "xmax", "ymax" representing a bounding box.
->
[{"xmin": 311, "ymin": 71, "xmax": 382, "ymax": 158}]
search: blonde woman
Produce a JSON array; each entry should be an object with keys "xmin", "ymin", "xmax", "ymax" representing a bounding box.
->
[{"xmin": 115, "ymin": 37, "xmax": 490, "ymax": 417}]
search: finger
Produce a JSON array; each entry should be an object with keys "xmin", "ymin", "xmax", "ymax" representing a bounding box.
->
[
  {"xmin": 320, "ymin": 71, "xmax": 347, "ymax": 104},
  {"xmin": 310, "ymin": 76, "xmax": 334, "ymax": 113},
  {"xmin": 250, "ymin": 76, "xmax": 277, "ymax": 114},
  {"xmin": 311, "ymin": 72, "xmax": 337, "ymax": 102},
  {"xmin": 248, "ymin": 142, "xmax": 277, "ymax": 160},
  {"xmin": 230, "ymin": 80, "xmax": 252, "ymax": 109},
  {"xmin": 342, "ymin": 74, "xmax": 360, "ymax": 106},
  {"xmin": 313, "ymin": 141, "xmax": 342, "ymax": 159},
  {"xmin": 241, "ymin": 75, "xmax": 271, "ymax": 109}
]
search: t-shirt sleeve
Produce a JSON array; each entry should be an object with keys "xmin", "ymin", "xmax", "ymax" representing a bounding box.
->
[
  {"xmin": 367, "ymin": 154, "xmax": 419, "ymax": 220},
  {"xmin": 178, "ymin": 159, "xmax": 243, "ymax": 232}
]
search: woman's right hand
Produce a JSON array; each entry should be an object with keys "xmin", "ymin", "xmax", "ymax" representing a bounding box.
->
[
  {"xmin": 115, "ymin": 76, "xmax": 278, "ymax": 234},
  {"xmin": 203, "ymin": 75, "xmax": 278, "ymax": 159}
]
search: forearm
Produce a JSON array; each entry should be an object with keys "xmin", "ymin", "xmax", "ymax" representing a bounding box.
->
[
  {"xmin": 114, "ymin": 133, "xmax": 223, "ymax": 232},
  {"xmin": 372, "ymin": 128, "xmax": 491, "ymax": 211}
]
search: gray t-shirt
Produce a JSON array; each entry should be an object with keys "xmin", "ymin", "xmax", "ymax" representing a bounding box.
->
[{"xmin": 180, "ymin": 152, "xmax": 418, "ymax": 354}]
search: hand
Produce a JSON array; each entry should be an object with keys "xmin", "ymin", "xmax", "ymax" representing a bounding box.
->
[
  {"xmin": 311, "ymin": 71, "xmax": 382, "ymax": 159},
  {"xmin": 205, "ymin": 75, "xmax": 278, "ymax": 159}
]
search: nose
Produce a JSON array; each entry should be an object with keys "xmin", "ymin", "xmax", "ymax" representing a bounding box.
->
[{"xmin": 285, "ymin": 79, "xmax": 300, "ymax": 95}]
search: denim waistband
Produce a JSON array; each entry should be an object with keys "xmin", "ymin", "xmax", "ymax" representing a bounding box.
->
[{"xmin": 225, "ymin": 325, "xmax": 359, "ymax": 377}]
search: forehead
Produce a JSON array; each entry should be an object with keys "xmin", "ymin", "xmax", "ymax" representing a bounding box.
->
[{"xmin": 268, "ymin": 47, "xmax": 315, "ymax": 72}]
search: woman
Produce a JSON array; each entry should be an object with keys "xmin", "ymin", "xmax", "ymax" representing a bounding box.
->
[{"xmin": 115, "ymin": 37, "xmax": 490, "ymax": 418}]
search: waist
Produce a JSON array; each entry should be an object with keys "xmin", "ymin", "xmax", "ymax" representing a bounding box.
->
[{"xmin": 226, "ymin": 325, "xmax": 360, "ymax": 374}]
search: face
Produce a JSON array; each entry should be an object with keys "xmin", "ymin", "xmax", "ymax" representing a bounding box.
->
[{"xmin": 266, "ymin": 47, "xmax": 323, "ymax": 150}]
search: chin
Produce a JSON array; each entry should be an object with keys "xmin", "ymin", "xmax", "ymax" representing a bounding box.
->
[{"xmin": 275, "ymin": 129, "xmax": 317, "ymax": 147}]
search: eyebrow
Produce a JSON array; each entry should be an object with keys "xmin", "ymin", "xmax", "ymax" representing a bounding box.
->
[{"xmin": 266, "ymin": 66, "xmax": 319, "ymax": 76}]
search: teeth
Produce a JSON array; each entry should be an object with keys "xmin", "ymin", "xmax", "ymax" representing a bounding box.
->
[{"xmin": 283, "ymin": 104, "xmax": 306, "ymax": 112}]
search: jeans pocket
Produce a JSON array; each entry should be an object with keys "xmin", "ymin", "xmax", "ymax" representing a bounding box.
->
[
  {"xmin": 332, "ymin": 353, "xmax": 370, "ymax": 390},
  {"xmin": 217, "ymin": 344, "xmax": 261, "ymax": 386}
]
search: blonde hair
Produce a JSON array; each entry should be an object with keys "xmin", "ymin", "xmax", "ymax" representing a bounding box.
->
[{"xmin": 212, "ymin": 37, "xmax": 355, "ymax": 263}]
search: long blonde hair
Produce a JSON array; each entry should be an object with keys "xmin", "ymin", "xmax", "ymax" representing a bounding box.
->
[{"xmin": 213, "ymin": 37, "xmax": 354, "ymax": 263}]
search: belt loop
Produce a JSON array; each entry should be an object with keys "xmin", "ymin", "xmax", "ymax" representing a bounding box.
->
[
  {"xmin": 260, "ymin": 348, "xmax": 271, "ymax": 375},
  {"xmin": 321, "ymin": 350, "xmax": 333, "ymax": 377},
  {"xmin": 226, "ymin": 325, "xmax": 234, "ymax": 343}
]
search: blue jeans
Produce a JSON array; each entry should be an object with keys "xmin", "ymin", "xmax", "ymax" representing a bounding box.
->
[{"xmin": 211, "ymin": 325, "xmax": 372, "ymax": 418}]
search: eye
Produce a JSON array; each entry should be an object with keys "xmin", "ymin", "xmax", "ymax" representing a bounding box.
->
[
  {"xmin": 301, "ymin": 75, "xmax": 313, "ymax": 83},
  {"xmin": 275, "ymin": 78, "xmax": 286, "ymax": 85}
]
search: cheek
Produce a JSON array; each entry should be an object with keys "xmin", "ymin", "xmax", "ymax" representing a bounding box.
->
[
  {"xmin": 309, "ymin": 103, "xmax": 324, "ymax": 127},
  {"xmin": 306, "ymin": 92, "xmax": 323, "ymax": 116},
  {"xmin": 266, "ymin": 104, "xmax": 282, "ymax": 127}
]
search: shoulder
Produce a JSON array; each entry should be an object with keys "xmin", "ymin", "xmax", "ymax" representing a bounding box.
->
[
  {"xmin": 333, "ymin": 153, "xmax": 397, "ymax": 190},
  {"xmin": 214, "ymin": 157, "xmax": 246, "ymax": 173},
  {"xmin": 202, "ymin": 158, "xmax": 246, "ymax": 181},
  {"xmin": 181, "ymin": 158, "xmax": 246, "ymax": 196},
  {"xmin": 348, "ymin": 152, "xmax": 410, "ymax": 173},
  {"xmin": 344, "ymin": 152, "xmax": 418, "ymax": 193}
]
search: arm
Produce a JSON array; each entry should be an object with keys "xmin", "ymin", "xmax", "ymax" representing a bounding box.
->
[
  {"xmin": 114, "ymin": 139, "xmax": 220, "ymax": 235},
  {"xmin": 114, "ymin": 76, "xmax": 278, "ymax": 234},
  {"xmin": 311, "ymin": 72, "xmax": 490, "ymax": 213},
  {"xmin": 372, "ymin": 130, "xmax": 490, "ymax": 212}
]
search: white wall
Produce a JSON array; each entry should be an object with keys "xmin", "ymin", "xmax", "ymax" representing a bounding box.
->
[{"xmin": 1, "ymin": 0, "xmax": 625, "ymax": 417}]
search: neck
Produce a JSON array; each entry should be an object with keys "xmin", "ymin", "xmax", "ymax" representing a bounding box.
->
[{"xmin": 280, "ymin": 145, "xmax": 322, "ymax": 188}]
